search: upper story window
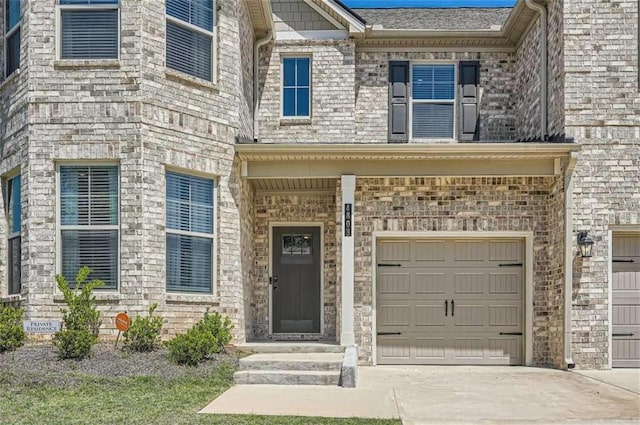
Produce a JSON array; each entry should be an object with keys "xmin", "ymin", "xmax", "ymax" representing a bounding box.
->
[
  {"xmin": 166, "ymin": 0, "xmax": 215, "ymax": 81},
  {"xmin": 58, "ymin": 0, "xmax": 119, "ymax": 60},
  {"xmin": 411, "ymin": 64, "xmax": 455, "ymax": 139},
  {"xmin": 282, "ymin": 57, "xmax": 311, "ymax": 118},
  {"xmin": 389, "ymin": 61, "xmax": 479, "ymax": 142},
  {"xmin": 5, "ymin": 0, "xmax": 20, "ymax": 77},
  {"xmin": 59, "ymin": 165, "xmax": 119, "ymax": 289},
  {"xmin": 166, "ymin": 171, "xmax": 215, "ymax": 293},
  {"xmin": 4, "ymin": 174, "xmax": 21, "ymax": 295}
]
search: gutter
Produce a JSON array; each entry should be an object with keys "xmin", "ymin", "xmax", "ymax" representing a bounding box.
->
[
  {"xmin": 564, "ymin": 152, "xmax": 579, "ymax": 369},
  {"xmin": 253, "ymin": 29, "xmax": 273, "ymax": 141},
  {"xmin": 524, "ymin": 0, "xmax": 548, "ymax": 140}
]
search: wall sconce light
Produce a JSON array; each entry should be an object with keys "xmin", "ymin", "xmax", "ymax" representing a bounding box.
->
[{"xmin": 577, "ymin": 231, "xmax": 594, "ymax": 258}]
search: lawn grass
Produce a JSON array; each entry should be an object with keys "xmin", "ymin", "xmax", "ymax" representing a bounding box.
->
[{"xmin": 0, "ymin": 363, "xmax": 399, "ymax": 425}]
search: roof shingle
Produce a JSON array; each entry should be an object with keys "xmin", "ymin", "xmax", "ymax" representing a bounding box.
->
[{"xmin": 352, "ymin": 8, "xmax": 512, "ymax": 31}]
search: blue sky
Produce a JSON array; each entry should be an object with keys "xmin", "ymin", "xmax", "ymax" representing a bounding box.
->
[{"xmin": 344, "ymin": 0, "xmax": 516, "ymax": 8}]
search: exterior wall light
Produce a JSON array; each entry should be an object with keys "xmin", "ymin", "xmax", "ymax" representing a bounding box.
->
[{"xmin": 577, "ymin": 231, "xmax": 594, "ymax": 258}]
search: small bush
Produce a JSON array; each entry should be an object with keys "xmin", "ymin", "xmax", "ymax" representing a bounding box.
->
[
  {"xmin": 166, "ymin": 310, "xmax": 233, "ymax": 366},
  {"xmin": 123, "ymin": 303, "xmax": 163, "ymax": 352},
  {"xmin": 0, "ymin": 306, "xmax": 26, "ymax": 353},
  {"xmin": 53, "ymin": 266, "xmax": 103, "ymax": 360}
]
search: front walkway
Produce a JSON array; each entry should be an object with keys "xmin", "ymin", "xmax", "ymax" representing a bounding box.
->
[{"xmin": 201, "ymin": 366, "xmax": 640, "ymax": 423}]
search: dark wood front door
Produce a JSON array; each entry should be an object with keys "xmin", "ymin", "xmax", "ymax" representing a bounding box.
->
[{"xmin": 272, "ymin": 226, "xmax": 321, "ymax": 334}]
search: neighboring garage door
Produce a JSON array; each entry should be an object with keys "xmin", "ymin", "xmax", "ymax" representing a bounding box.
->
[
  {"xmin": 612, "ymin": 234, "xmax": 640, "ymax": 368},
  {"xmin": 376, "ymin": 238, "xmax": 524, "ymax": 365}
]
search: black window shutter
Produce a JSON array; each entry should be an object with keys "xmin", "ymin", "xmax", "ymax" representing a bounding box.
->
[
  {"xmin": 388, "ymin": 61, "xmax": 410, "ymax": 143},
  {"xmin": 459, "ymin": 61, "xmax": 480, "ymax": 141}
]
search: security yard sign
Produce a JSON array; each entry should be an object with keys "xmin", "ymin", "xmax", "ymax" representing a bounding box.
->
[{"xmin": 23, "ymin": 320, "xmax": 61, "ymax": 333}]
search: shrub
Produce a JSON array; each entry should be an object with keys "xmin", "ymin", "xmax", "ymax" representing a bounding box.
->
[
  {"xmin": 0, "ymin": 306, "xmax": 26, "ymax": 353},
  {"xmin": 123, "ymin": 303, "xmax": 163, "ymax": 352},
  {"xmin": 53, "ymin": 266, "xmax": 103, "ymax": 360},
  {"xmin": 166, "ymin": 310, "xmax": 233, "ymax": 366}
]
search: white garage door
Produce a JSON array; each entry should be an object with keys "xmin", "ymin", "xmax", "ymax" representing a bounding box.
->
[
  {"xmin": 612, "ymin": 234, "xmax": 640, "ymax": 368},
  {"xmin": 376, "ymin": 238, "xmax": 524, "ymax": 365}
]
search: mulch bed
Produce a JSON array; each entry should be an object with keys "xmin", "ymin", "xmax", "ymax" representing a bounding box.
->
[{"xmin": 0, "ymin": 342, "xmax": 239, "ymax": 388}]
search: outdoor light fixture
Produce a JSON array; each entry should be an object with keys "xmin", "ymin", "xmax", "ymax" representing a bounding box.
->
[{"xmin": 577, "ymin": 231, "xmax": 594, "ymax": 258}]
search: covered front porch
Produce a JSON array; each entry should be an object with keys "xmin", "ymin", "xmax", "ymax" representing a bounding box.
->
[{"xmin": 237, "ymin": 143, "xmax": 580, "ymax": 368}]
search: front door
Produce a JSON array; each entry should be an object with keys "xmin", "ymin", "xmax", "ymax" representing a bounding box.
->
[{"xmin": 272, "ymin": 226, "xmax": 321, "ymax": 334}]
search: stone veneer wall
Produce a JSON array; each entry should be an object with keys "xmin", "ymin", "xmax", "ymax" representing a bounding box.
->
[
  {"xmin": 0, "ymin": 0, "xmax": 256, "ymax": 342},
  {"xmin": 350, "ymin": 177, "xmax": 565, "ymax": 365},
  {"xmin": 258, "ymin": 39, "xmax": 356, "ymax": 144},
  {"xmin": 252, "ymin": 192, "xmax": 338, "ymax": 340},
  {"xmin": 355, "ymin": 51, "xmax": 517, "ymax": 143},
  {"xmin": 564, "ymin": 0, "xmax": 640, "ymax": 369}
]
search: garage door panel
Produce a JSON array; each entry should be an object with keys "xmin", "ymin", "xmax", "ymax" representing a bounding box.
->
[
  {"xmin": 454, "ymin": 273, "xmax": 485, "ymax": 294},
  {"xmin": 415, "ymin": 304, "xmax": 446, "ymax": 327},
  {"xmin": 490, "ymin": 272, "xmax": 522, "ymax": 295},
  {"xmin": 379, "ymin": 305, "xmax": 411, "ymax": 327},
  {"xmin": 455, "ymin": 240, "xmax": 486, "ymax": 261},
  {"xmin": 378, "ymin": 272, "xmax": 411, "ymax": 295},
  {"xmin": 379, "ymin": 240, "xmax": 411, "ymax": 262},
  {"xmin": 489, "ymin": 305, "xmax": 521, "ymax": 327},
  {"xmin": 414, "ymin": 240, "xmax": 446, "ymax": 262},
  {"xmin": 414, "ymin": 273, "xmax": 446, "ymax": 294},
  {"xmin": 612, "ymin": 234, "xmax": 640, "ymax": 368},
  {"xmin": 378, "ymin": 337, "xmax": 411, "ymax": 360},
  {"xmin": 489, "ymin": 338, "xmax": 522, "ymax": 362},
  {"xmin": 415, "ymin": 338, "xmax": 446, "ymax": 359},
  {"xmin": 489, "ymin": 240, "xmax": 523, "ymax": 262}
]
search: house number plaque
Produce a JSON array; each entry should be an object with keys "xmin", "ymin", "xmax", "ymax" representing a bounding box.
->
[{"xmin": 344, "ymin": 203, "xmax": 352, "ymax": 237}]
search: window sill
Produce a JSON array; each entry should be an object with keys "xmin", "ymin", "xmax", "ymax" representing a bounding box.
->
[
  {"xmin": 165, "ymin": 69, "xmax": 218, "ymax": 91},
  {"xmin": 54, "ymin": 292, "xmax": 121, "ymax": 303},
  {"xmin": 279, "ymin": 117, "xmax": 312, "ymax": 126},
  {"xmin": 1, "ymin": 294, "xmax": 23, "ymax": 304},
  {"xmin": 165, "ymin": 292, "xmax": 219, "ymax": 305},
  {"xmin": 53, "ymin": 59, "xmax": 121, "ymax": 70},
  {"xmin": 0, "ymin": 68, "xmax": 22, "ymax": 91}
]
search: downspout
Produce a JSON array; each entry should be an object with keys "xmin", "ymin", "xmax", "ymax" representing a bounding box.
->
[
  {"xmin": 524, "ymin": 0, "xmax": 548, "ymax": 140},
  {"xmin": 253, "ymin": 30, "xmax": 273, "ymax": 142},
  {"xmin": 564, "ymin": 152, "xmax": 579, "ymax": 369}
]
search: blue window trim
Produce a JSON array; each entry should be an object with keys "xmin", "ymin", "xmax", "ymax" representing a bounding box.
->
[
  {"xmin": 5, "ymin": 0, "xmax": 21, "ymax": 77},
  {"xmin": 282, "ymin": 57, "xmax": 311, "ymax": 118}
]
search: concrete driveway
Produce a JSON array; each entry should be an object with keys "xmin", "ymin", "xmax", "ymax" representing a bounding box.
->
[{"xmin": 201, "ymin": 366, "xmax": 640, "ymax": 424}]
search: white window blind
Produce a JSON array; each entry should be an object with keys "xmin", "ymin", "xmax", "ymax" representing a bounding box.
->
[
  {"xmin": 59, "ymin": 0, "xmax": 119, "ymax": 60},
  {"xmin": 166, "ymin": 0, "xmax": 215, "ymax": 81},
  {"xmin": 60, "ymin": 166, "xmax": 119, "ymax": 289},
  {"xmin": 166, "ymin": 172, "xmax": 215, "ymax": 293},
  {"xmin": 411, "ymin": 64, "xmax": 455, "ymax": 139},
  {"xmin": 5, "ymin": 175, "xmax": 21, "ymax": 294}
]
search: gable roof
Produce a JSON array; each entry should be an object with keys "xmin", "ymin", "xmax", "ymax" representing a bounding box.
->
[{"xmin": 352, "ymin": 7, "xmax": 511, "ymax": 31}]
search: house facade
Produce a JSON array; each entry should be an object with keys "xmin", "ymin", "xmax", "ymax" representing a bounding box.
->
[{"xmin": 0, "ymin": 0, "xmax": 638, "ymax": 370}]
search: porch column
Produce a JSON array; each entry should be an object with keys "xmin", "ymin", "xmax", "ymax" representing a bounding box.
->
[{"xmin": 341, "ymin": 175, "xmax": 356, "ymax": 346}]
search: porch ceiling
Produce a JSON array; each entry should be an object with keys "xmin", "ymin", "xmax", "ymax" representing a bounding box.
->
[
  {"xmin": 237, "ymin": 143, "xmax": 581, "ymax": 179},
  {"xmin": 252, "ymin": 178, "xmax": 337, "ymax": 192}
]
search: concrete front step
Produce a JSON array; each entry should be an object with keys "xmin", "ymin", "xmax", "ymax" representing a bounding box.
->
[
  {"xmin": 239, "ymin": 353, "xmax": 344, "ymax": 372},
  {"xmin": 238, "ymin": 342, "xmax": 345, "ymax": 354},
  {"xmin": 233, "ymin": 370, "xmax": 341, "ymax": 386}
]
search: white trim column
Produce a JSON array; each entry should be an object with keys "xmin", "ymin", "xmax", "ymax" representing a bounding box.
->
[{"xmin": 341, "ymin": 175, "xmax": 356, "ymax": 346}]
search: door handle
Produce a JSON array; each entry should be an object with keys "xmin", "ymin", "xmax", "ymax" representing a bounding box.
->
[
  {"xmin": 445, "ymin": 300, "xmax": 448, "ymax": 317},
  {"xmin": 451, "ymin": 299, "xmax": 455, "ymax": 317}
]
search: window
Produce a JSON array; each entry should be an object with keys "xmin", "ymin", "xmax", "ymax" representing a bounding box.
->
[
  {"xmin": 58, "ymin": 0, "xmax": 119, "ymax": 60},
  {"xmin": 166, "ymin": 0, "xmax": 215, "ymax": 81},
  {"xmin": 166, "ymin": 172, "xmax": 215, "ymax": 293},
  {"xmin": 5, "ymin": 0, "xmax": 20, "ymax": 77},
  {"xmin": 4, "ymin": 175, "xmax": 21, "ymax": 294},
  {"xmin": 411, "ymin": 64, "xmax": 455, "ymax": 139},
  {"xmin": 59, "ymin": 166, "xmax": 119, "ymax": 289},
  {"xmin": 282, "ymin": 57, "xmax": 311, "ymax": 117}
]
